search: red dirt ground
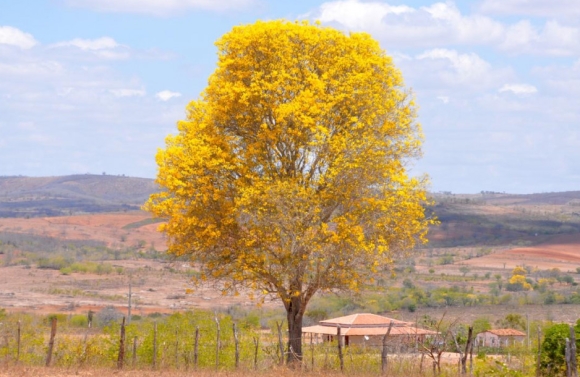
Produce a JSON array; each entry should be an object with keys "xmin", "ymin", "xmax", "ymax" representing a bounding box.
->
[
  {"xmin": 0, "ymin": 261, "xmax": 276, "ymax": 315},
  {"xmin": 462, "ymin": 234, "xmax": 580, "ymax": 271},
  {"xmin": 0, "ymin": 212, "xmax": 277, "ymax": 314},
  {"xmin": 0, "ymin": 212, "xmax": 165, "ymax": 250},
  {"xmin": 2, "ymin": 212, "xmax": 580, "ymax": 316}
]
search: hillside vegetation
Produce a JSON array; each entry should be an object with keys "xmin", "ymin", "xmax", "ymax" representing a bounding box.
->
[
  {"xmin": 0, "ymin": 175, "xmax": 157, "ymax": 217},
  {"xmin": 2, "ymin": 178, "xmax": 580, "ymax": 321},
  {"xmin": 429, "ymin": 191, "xmax": 580, "ymax": 248}
]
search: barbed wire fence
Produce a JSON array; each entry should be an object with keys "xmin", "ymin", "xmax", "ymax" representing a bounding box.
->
[{"xmin": 0, "ymin": 315, "xmax": 489, "ymax": 375}]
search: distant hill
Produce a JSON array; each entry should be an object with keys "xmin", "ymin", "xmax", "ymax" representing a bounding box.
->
[
  {"xmin": 0, "ymin": 175, "xmax": 158, "ymax": 217},
  {"xmin": 429, "ymin": 191, "xmax": 580, "ymax": 248},
  {"xmin": 2, "ymin": 174, "xmax": 580, "ymax": 248}
]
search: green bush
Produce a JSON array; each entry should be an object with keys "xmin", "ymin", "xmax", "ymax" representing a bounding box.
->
[
  {"xmin": 37, "ymin": 256, "xmax": 71, "ymax": 270},
  {"xmin": 540, "ymin": 321, "xmax": 580, "ymax": 376},
  {"xmin": 70, "ymin": 314, "xmax": 89, "ymax": 327},
  {"xmin": 45, "ymin": 313, "xmax": 68, "ymax": 325}
]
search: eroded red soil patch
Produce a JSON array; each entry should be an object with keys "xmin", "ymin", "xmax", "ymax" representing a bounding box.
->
[
  {"xmin": 0, "ymin": 212, "xmax": 165, "ymax": 250},
  {"xmin": 464, "ymin": 234, "xmax": 580, "ymax": 271}
]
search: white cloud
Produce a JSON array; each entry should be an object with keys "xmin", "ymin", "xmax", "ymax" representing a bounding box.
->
[
  {"xmin": 478, "ymin": 0, "xmax": 580, "ymax": 18},
  {"xmin": 437, "ymin": 96, "xmax": 450, "ymax": 104},
  {"xmin": 109, "ymin": 89, "xmax": 146, "ymax": 97},
  {"xmin": 156, "ymin": 90, "xmax": 182, "ymax": 101},
  {"xmin": 49, "ymin": 37, "xmax": 131, "ymax": 60},
  {"xmin": 501, "ymin": 20, "xmax": 580, "ymax": 56},
  {"xmin": 52, "ymin": 37, "xmax": 119, "ymax": 50},
  {"xmin": 0, "ymin": 26, "xmax": 38, "ymax": 49},
  {"xmin": 531, "ymin": 59, "xmax": 580, "ymax": 96},
  {"xmin": 64, "ymin": 0, "xmax": 255, "ymax": 15},
  {"xmin": 314, "ymin": 1, "xmax": 505, "ymax": 48},
  {"xmin": 317, "ymin": 0, "xmax": 413, "ymax": 30},
  {"xmin": 499, "ymin": 84, "xmax": 538, "ymax": 95},
  {"xmin": 0, "ymin": 60, "xmax": 63, "ymax": 77},
  {"xmin": 313, "ymin": 1, "xmax": 580, "ymax": 56},
  {"xmin": 417, "ymin": 49, "xmax": 492, "ymax": 84}
]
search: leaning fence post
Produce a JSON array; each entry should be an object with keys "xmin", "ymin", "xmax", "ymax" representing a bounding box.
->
[
  {"xmin": 337, "ymin": 324, "xmax": 344, "ymax": 372},
  {"xmin": 253, "ymin": 336, "xmax": 259, "ymax": 370},
  {"xmin": 462, "ymin": 326, "xmax": 473, "ymax": 375},
  {"xmin": 381, "ymin": 321, "xmax": 394, "ymax": 375},
  {"xmin": 233, "ymin": 323, "xmax": 240, "ymax": 368},
  {"xmin": 194, "ymin": 326, "xmax": 200, "ymax": 369},
  {"xmin": 117, "ymin": 317, "xmax": 126, "ymax": 369},
  {"xmin": 45, "ymin": 316, "xmax": 57, "ymax": 367}
]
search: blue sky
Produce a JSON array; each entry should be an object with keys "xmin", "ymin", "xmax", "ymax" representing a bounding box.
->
[{"xmin": 1, "ymin": 0, "xmax": 579, "ymax": 194}]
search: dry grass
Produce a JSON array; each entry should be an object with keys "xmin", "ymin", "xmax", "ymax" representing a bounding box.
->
[{"xmin": 0, "ymin": 365, "xmax": 411, "ymax": 377}]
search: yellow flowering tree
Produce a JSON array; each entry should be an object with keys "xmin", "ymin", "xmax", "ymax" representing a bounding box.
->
[
  {"xmin": 506, "ymin": 266, "xmax": 532, "ymax": 291},
  {"xmin": 146, "ymin": 20, "xmax": 434, "ymax": 363}
]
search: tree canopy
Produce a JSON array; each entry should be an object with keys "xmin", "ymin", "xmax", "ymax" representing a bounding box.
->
[{"xmin": 146, "ymin": 20, "xmax": 434, "ymax": 362}]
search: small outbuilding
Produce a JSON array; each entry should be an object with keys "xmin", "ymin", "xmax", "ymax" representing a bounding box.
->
[
  {"xmin": 476, "ymin": 329, "xmax": 526, "ymax": 347},
  {"xmin": 302, "ymin": 313, "xmax": 437, "ymax": 347}
]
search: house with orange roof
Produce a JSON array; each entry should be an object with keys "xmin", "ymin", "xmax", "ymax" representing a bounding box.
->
[
  {"xmin": 475, "ymin": 329, "xmax": 526, "ymax": 347},
  {"xmin": 302, "ymin": 313, "xmax": 437, "ymax": 346}
]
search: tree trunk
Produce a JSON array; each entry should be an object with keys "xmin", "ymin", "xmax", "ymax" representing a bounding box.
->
[{"xmin": 286, "ymin": 297, "xmax": 304, "ymax": 365}]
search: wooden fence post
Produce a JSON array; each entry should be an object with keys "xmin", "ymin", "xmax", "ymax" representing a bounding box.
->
[
  {"xmin": 567, "ymin": 340, "xmax": 571, "ymax": 377},
  {"xmin": 310, "ymin": 332, "xmax": 315, "ymax": 371},
  {"xmin": 571, "ymin": 325, "xmax": 578, "ymax": 377},
  {"xmin": 536, "ymin": 326, "xmax": 541, "ymax": 377},
  {"xmin": 132, "ymin": 336, "xmax": 137, "ymax": 367},
  {"xmin": 253, "ymin": 336, "xmax": 259, "ymax": 370},
  {"xmin": 469, "ymin": 333, "xmax": 474, "ymax": 377},
  {"xmin": 276, "ymin": 321, "xmax": 285, "ymax": 366},
  {"xmin": 194, "ymin": 326, "xmax": 199, "ymax": 369},
  {"xmin": 128, "ymin": 282, "xmax": 133, "ymax": 325},
  {"xmin": 461, "ymin": 326, "xmax": 473, "ymax": 375},
  {"xmin": 117, "ymin": 317, "xmax": 126, "ymax": 369},
  {"xmin": 215, "ymin": 315, "xmax": 220, "ymax": 370},
  {"xmin": 153, "ymin": 321, "xmax": 157, "ymax": 369},
  {"xmin": 337, "ymin": 324, "xmax": 344, "ymax": 372},
  {"xmin": 233, "ymin": 323, "xmax": 240, "ymax": 368},
  {"xmin": 174, "ymin": 329, "xmax": 179, "ymax": 369},
  {"xmin": 381, "ymin": 321, "xmax": 394, "ymax": 375},
  {"xmin": 45, "ymin": 317, "xmax": 57, "ymax": 367},
  {"xmin": 16, "ymin": 320, "xmax": 21, "ymax": 364},
  {"xmin": 324, "ymin": 340, "xmax": 330, "ymax": 369}
]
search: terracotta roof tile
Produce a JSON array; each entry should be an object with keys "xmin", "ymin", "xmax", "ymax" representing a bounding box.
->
[
  {"xmin": 303, "ymin": 313, "xmax": 437, "ymax": 337},
  {"xmin": 319, "ymin": 313, "xmax": 413, "ymax": 327},
  {"xmin": 482, "ymin": 329, "xmax": 526, "ymax": 336},
  {"xmin": 302, "ymin": 325, "xmax": 438, "ymax": 336}
]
